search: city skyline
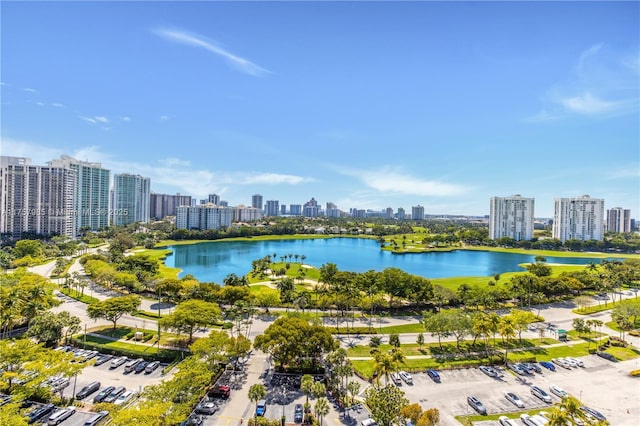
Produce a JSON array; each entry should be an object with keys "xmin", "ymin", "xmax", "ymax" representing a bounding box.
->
[{"xmin": 2, "ymin": 2, "xmax": 638, "ymax": 218}]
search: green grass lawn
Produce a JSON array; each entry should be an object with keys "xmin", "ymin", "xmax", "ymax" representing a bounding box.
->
[
  {"xmin": 605, "ymin": 345, "xmax": 640, "ymax": 361},
  {"xmin": 574, "ymin": 297, "xmax": 640, "ymax": 315},
  {"xmin": 59, "ymin": 287, "xmax": 99, "ymax": 304},
  {"xmin": 89, "ymin": 325, "xmax": 184, "ymax": 346},
  {"xmin": 133, "ymin": 248, "xmax": 182, "ymax": 280}
]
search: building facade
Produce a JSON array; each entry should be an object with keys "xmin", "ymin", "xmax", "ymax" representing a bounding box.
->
[
  {"xmin": 411, "ymin": 205, "xmax": 425, "ymax": 220},
  {"xmin": 233, "ymin": 205, "xmax": 263, "ymax": 222},
  {"xmin": 176, "ymin": 203, "xmax": 233, "ymax": 230},
  {"xmin": 553, "ymin": 195, "xmax": 605, "ymax": 242},
  {"xmin": 606, "ymin": 207, "xmax": 631, "ymax": 233},
  {"xmin": 0, "ymin": 156, "xmax": 77, "ymax": 239},
  {"xmin": 251, "ymin": 194, "xmax": 263, "ymax": 211},
  {"xmin": 265, "ymin": 200, "xmax": 279, "ymax": 217},
  {"xmin": 489, "ymin": 195, "xmax": 535, "ymax": 241},
  {"xmin": 48, "ymin": 155, "xmax": 110, "ymax": 232},
  {"xmin": 208, "ymin": 193, "xmax": 220, "ymax": 205},
  {"xmin": 150, "ymin": 193, "xmax": 192, "ymax": 220},
  {"xmin": 111, "ymin": 174, "xmax": 151, "ymax": 226}
]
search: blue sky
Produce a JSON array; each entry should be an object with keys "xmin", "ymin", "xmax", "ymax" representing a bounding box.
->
[{"xmin": 2, "ymin": 1, "xmax": 638, "ymax": 219}]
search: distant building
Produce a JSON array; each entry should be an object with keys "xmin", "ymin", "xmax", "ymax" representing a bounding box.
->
[
  {"xmin": 489, "ymin": 195, "xmax": 535, "ymax": 241},
  {"xmin": 265, "ymin": 200, "xmax": 279, "ymax": 217},
  {"xmin": 606, "ymin": 207, "xmax": 631, "ymax": 233},
  {"xmin": 208, "ymin": 193, "xmax": 220, "ymax": 205},
  {"xmin": 251, "ymin": 194, "xmax": 263, "ymax": 211},
  {"xmin": 411, "ymin": 205, "xmax": 425, "ymax": 220},
  {"xmin": 385, "ymin": 207, "xmax": 394, "ymax": 219},
  {"xmin": 280, "ymin": 204, "xmax": 287, "ymax": 215},
  {"xmin": 219, "ymin": 200, "xmax": 228, "ymax": 207},
  {"xmin": 326, "ymin": 202, "xmax": 340, "ymax": 218},
  {"xmin": 150, "ymin": 193, "xmax": 192, "ymax": 220},
  {"xmin": 396, "ymin": 207, "xmax": 406, "ymax": 220},
  {"xmin": 553, "ymin": 195, "xmax": 605, "ymax": 242},
  {"xmin": 0, "ymin": 156, "xmax": 77, "ymax": 239},
  {"xmin": 111, "ymin": 174, "xmax": 150, "ymax": 226},
  {"xmin": 176, "ymin": 203, "xmax": 233, "ymax": 230},
  {"xmin": 48, "ymin": 155, "xmax": 110, "ymax": 232},
  {"xmin": 289, "ymin": 204, "xmax": 302, "ymax": 216},
  {"xmin": 233, "ymin": 205, "xmax": 263, "ymax": 222},
  {"xmin": 303, "ymin": 198, "xmax": 320, "ymax": 217}
]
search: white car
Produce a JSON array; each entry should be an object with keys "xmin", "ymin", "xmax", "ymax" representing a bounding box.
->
[
  {"xmin": 390, "ymin": 373, "xmax": 402, "ymax": 386},
  {"xmin": 531, "ymin": 386, "xmax": 553, "ymax": 403},
  {"xmin": 114, "ymin": 390, "xmax": 136, "ymax": 405},
  {"xmin": 565, "ymin": 357, "xmax": 585, "ymax": 367},
  {"xmin": 504, "ymin": 391, "xmax": 525, "ymax": 408},
  {"xmin": 498, "ymin": 416, "xmax": 518, "ymax": 426},
  {"xmin": 398, "ymin": 371, "xmax": 413, "ymax": 385},
  {"xmin": 561, "ymin": 357, "xmax": 579, "ymax": 368},
  {"xmin": 520, "ymin": 414, "xmax": 546, "ymax": 426},
  {"xmin": 549, "ymin": 384, "xmax": 568, "ymax": 398},
  {"xmin": 552, "ymin": 358, "xmax": 571, "ymax": 369}
]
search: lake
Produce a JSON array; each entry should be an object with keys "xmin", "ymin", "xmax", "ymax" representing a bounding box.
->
[{"xmin": 163, "ymin": 237, "xmax": 609, "ymax": 284}]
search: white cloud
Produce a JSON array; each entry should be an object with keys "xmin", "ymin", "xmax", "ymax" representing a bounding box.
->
[
  {"xmin": 121, "ymin": 116, "xmax": 131, "ymax": 122},
  {"xmin": 0, "ymin": 82, "xmax": 9, "ymax": 86},
  {"xmin": 52, "ymin": 103, "xmax": 65, "ymax": 108},
  {"xmin": 160, "ymin": 115, "xmax": 169, "ymax": 121},
  {"xmin": 79, "ymin": 116, "xmax": 97, "ymax": 124},
  {"xmin": 22, "ymin": 87, "xmax": 39, "ymax": 94},
  {"xmin": 241, "ymin": 173, "xmax": 315, "ymax": 185},
  {"xmin": 158, "ymin": 157, "xmax": 191, "ymax": 167},
  {"xmin": 94, "ymin": 116, "xmax": 109, "ymax": 123},
  {"xmin": 523, "ymin": 109, "xmax": 562, "ymax": 123},
  {"xmin": 334, "ymin": 166, "xmax": 471, "ymax": 197},
  {"xmin": 153, "ymin": 28, "xmax": 270, "ymax": 77},
  {"xmin": 577, "ymin": 43, "xmax": 604, "ymax": 76},
  {"xmin": 0, "ymin": 137, "xmax": 64, "ymax": 165},
  {"xmin": 560, "ymin": 92, "xmax": 629, "ymax": 115},
  {"xmin": 35, "ymin": 102, "xmax": 45, "ymax": 107},
  {"xmin": 605, "ymin": 164, "xmax": 640, "ymax": 180}
]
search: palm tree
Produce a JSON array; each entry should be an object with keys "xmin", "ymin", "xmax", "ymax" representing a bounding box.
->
[
  {"xmin": 546, "ymin": 396, "xmax": 589, "ymax": 425},
  {"xmin": 300, "ymin": 374, "xmax": 314, "ymax": 406},
  {"xmin": 301, "ymin": 255, "xmax": 306, "ymax": 265},
  {"xmin": 294, "ymin": 254, "xmax": 299, "ymax": 263},
  {"xmin": 314, "ymin": 397, "xmax": 330, "ymax": 426},
  {"xmin": 472, "ymin": 313, "xmax": 492, "ymax": 358},
  {"xmin": 248, "ymin": 383, "xmax": 266, "ymax": 424},
  {"xmin": 372, "ymin": 352, "xmax": 397, "ymax": 385},
  {"xmin": 498, "ymin": 316, "xmax": 516, "ymax": 363}
]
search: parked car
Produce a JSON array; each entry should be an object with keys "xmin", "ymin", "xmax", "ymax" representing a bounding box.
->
[
  {"xmin": 76, "ymin": 381, "xmax": 101, "ymax": 399},
  {"xmin": 552, "ymin": 358, "xmax": 572, "ymax": 369},
  {"xmin": 565, "ymin": 357, "xmax": 585, "ymax": 367},
  {"xmin": 426, "ymin": 369, "xmax": 441, "ymax": 382},
  {"xmin": 110, "ymin": 356, "xmax": 127, "ymax": 369},
  {"xmin": 134, "ymin": 361, "xmax": 149, "ymax": 374},
  {"xmin": 595, "ymin": 351, "xmax": 616, "ymax": 361},
  {"xmin": 507, "ymin": 363, "xmax": 527, "ymax": 375},
  {"xmin": 531, "ymin": 385, "xmax": 552, "ymax": 403},
  {"xmin": 294, "ymin": 403, "xmax": 304, "ymax": 423},
  {"xmin": 539, "ymin": 361, "xmax": 556, "ymax": 371},
  {"xmin": 580, "ymin": 406, "xmax": 607, "ymax": 422},
  {"xmin": 208, "ymin": 385, "xmax": 230, "ymax": 399},
  {"xmin": 27, "ymin": 403, "xmax": 55, "ymax": 424},
  {"xmin": 102, "ymin": 386, "xmax": 126, "ymax": 403},
  {"xmin": 93, "ymin": 354, "xmax": 113, "ymax": 366},
  {"xmin": 94, "ymin": 386, "xmax": 115, "ymax": 403},
  {"xmin": 504, "ymin": 391, "xmax": 525, "ymax": 408},
  {"xmin": 520, "ymin": 414, "xmax": 542, "ymax": 426},
  {"xmin": 524, "ymin": 362, "xmax": 542, "ymax": 373},
  {"xmin": 498, "ymin": 416, "xmax": 518, "ymax": 426},
  {"xmin": 390, "ymin": 373, "xmax": 402, "ymax": 385},
  {"xmin": 256, "ymin": 399, "xmax": 267, "ymax": 416},
  {"xmin": 561, "ymin": 357, "xmax": 579, "ymax": 368},
  {"xmin": 84, "ymin": 410, "xmax": 109, "ymax": 426},
  {"xmin": 398, "ymin": 371, "xmax": 413, "ymax": 385},
  {"xmin": 124, "ymin": 358, "xmax": 144, "ymax": 374},
  {"xmin": 180, "ymin": 414, "xmax": 204, "ymax": 426},
  {"xmin": 145, "ymin": 361, "xmax": 161, "ymax": 374},
  {"xmin": 467, "ymin": 396, "xmax": 487, "ymax": 415},
  {"xmin": 549, "ymin": 384, "xmax": 568, "ymax": 398},
  {"xmin": 47, "ymin": 407, "xmax": 75, "ymax": 426},
  {"xmin": 114, "ymin": 390, "xmax": 136, "ymax": 406},
  {"xmin": 479, "ymin": 366, "xmax": 498, "ymax": 377}
]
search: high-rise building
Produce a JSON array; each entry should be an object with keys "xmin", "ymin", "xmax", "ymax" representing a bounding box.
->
[
  {"xmin": 411, "ymin": 205, "xmax": 425, "ymax": 220},
  {"xmin": 251, "ymin": 194, "xmax": 263, "ymax": 211},
  {"xmin": 303, "ymin": 198, "xmax": 320, "ymax": 217},
  {"xmin": 606, "ymin": 207, "xmax": 631, "ymax": 233},
  {"xmin": 290, "ymin": 204, "xmax": 302, "ymax": 216},
  {"xmin": 326, "ymin": 202, "xmax": 340, "ymax": 218},
  {"xmin": 208, "ymin": 193, "xmax": 220, "ymax": 205},
  {"xmin": 553, "ymin": 195, "xmax": 605, "ymax": 242},
  {"xmin": 233, "ymin": 205, "xmax": 264, "ymax": 222},
  {"xmin": 0, "ymin": 156, "xmax": 77, "ymax": 239},
  {"xmin": 385, "ymin": 207, "xmax": 394, "ymax": 219},
  {"xmin": 48, "ymin": 155, "xmax": 110, "ymax": 232},
  {"xmin": 111, "ymin": 174, "xmax": 150, "ymax": 226},
  {"xmin": 176, "ymin": 203, "xmax": 233, "ymax": 230},
  {"xmin": 280, "ymin": 204, "xmax": 287, "ymax": 215},
  {"xmin": 265, "ymin": 200, "xmax": 279, "ymax": 217},
  {"xmin": 150, "ymin": 193, "xmax": 192, "ymax": 220},
  {"xmin": 489, "ymin": 195, "xmax": 535, "ymax": 241},
  {"xmin": 396, "ymin": 208, "xmax": 406, "ymax": 220}
]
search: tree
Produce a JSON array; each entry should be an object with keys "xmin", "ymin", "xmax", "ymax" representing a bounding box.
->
[
  {"xmin": 189, "ymin": 329, "xmax": 231, "ymax": 368},
  {"xmin": 0, "ymin": 401, "xmax": 28, "ymax": 426},
  {"xmin": 110, "ymin": 401, "xmax": 184, "ymax": 426},
  {"xmin": 389, "ymin": 333, "xmax": 401, "ymax": 348},
  {"xmin": 546, "ymin": 395, "xmax": 589, "ymax": 425},
  {"xmin": 27, "ymin": 311, "xmax": 80, "ymax": 347},
  {"xmin": 365, "ymin": 384, "xmax": 409, "ymax": 426},
  {"xmin": 498, "ymin": 316, "xmax": 516, "ymax": 362},
  {"xmin": 314, "ymin": 397, "xmax": 330, "ymax": 426},
  {"xmin": 372, "ymin": 352, "xmax": 397, "ymax": 385},
  {"xmin": 416, "ymin": 332, "xmax": 425, "ymax": 350},
  {"xmin": 248, "ymin": 384, "xmax": 267, "ymax": 425},
  {"xmin": 301, "ymin": 374, "xmax": 315, "ymax": 406},
  {"xmin": 417, "ymin": 408, "xmax": 440, "ymax": 426},
  {"xmin": 160, "ymin": 299, "xmax": 222, "ymax": 343},
  {"xmin": 86, "ymin": 295, "xmax": 141, "ymax": 331},
  {"xmin": 401, "ymin": 403, "xmax": 423, "ymax": 424},
  {"xmin": 346, "ymin": 380, "xmax": 360, "ymax": 406}
]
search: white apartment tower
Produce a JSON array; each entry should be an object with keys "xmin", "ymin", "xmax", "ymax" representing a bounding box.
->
[
  {"xmin": 0, "ymin": 156, "xmax": 77, "ymax": 239},
  {"xmin": 553, "ymin": 195, "xmax": 605, "ymax": 242},
  {"xmin": 176, "ymin": 203, "xmax": 233, "ymax": 230},
  {"xmin": 411, "ymin": 205, "xmax": 425, "ymax": 220},
  {"xmin": 48, "ymin": 155, "xmax": 110, "ymax": 232},
  {"xmin": 112, "ymin": 174, "xmax": 151, "ymax": 226},
  {"xmin": 265, "ymin": 200, "xmax": 279, "ymax": 217},
  {"xmin": 606, "ymin": 207, "xmax": 631, "ymax": 233},
  {"xmin": 489, "ymin": 195, "xmax": 535, "ymax": 241},
  {"xmin": 251, "ymin": 194, "xmax": 263, "ymax": 211}
]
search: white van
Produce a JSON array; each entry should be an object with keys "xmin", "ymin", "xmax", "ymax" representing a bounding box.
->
[{"xmin": 124, "ymin": 358, "xmax": 143, "ymax": 373}]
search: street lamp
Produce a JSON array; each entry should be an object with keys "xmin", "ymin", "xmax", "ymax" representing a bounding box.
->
[{"xmin": 281, "ymin": 385, "xmax": 287, "ymax": 426}]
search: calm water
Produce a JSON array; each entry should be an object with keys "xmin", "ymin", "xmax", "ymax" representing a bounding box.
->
[{"xmin": 163, "ymin": 238, "xmax": 610, "ymax": 284}]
